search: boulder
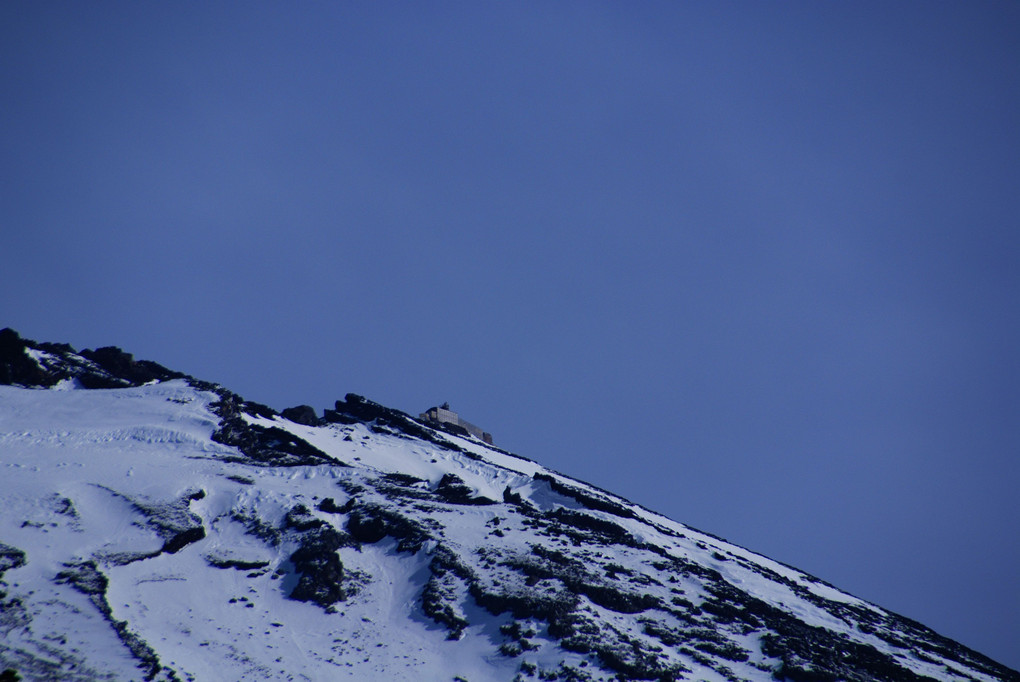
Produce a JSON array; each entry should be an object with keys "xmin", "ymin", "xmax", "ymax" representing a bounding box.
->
[
  {"xmin": 281, "ymin": 405, "xmax": 320, "ymax": 426},
  {"xmin": 0, "ymin": 328, "xmax": 52, "ymax": 387}
]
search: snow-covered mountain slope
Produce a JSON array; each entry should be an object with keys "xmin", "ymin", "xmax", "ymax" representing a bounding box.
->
[{"xmin": 0, "ymin": 329, "xmax": 1016, "ymax": 682}]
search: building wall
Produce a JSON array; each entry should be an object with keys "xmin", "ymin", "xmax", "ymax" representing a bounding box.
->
[
  {"xmin": 429, "ymin": 407, "xmax": 458, "ymax": 425},
  {"xmin": 421, "ymin": 406, "xmax": 493, "ymax": 444}
]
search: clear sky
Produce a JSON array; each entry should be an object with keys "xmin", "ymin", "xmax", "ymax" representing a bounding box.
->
[{"xmin": 2, "ymin": 1, "xmax": 1018, "ymax": 671}]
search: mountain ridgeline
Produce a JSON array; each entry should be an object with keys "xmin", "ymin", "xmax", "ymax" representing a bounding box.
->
[{"xmin": 0, "ymin": 328, "xmax": 1016, "ymax": 682}]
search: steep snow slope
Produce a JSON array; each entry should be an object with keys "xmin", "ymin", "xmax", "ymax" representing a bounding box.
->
[{"xmin": 0, "ymin": 330, "xmax": 1016, "ymax": 682}]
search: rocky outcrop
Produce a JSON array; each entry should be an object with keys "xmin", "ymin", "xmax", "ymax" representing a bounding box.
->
[
  {"xmin": 288, "ymin": 527, "xmax": 350, "ymax": 608},
  {"xmin": 326, "ymin": 393, "xmax": 472, "ymax": 455},
  {"xmin": 78, "ymin": 346, "xmax": 183, "ymax": 386},
  {"xmin": 54, "ymin": 562, "xmax": 177, "ymax": 682},
  {"xmin": 345, "ymin": 504, "xmax": 431, "ymax": 553},
  {"xmin": 0, "ymin": 544, "xmax": 26, "ymax": 578},
  {"xmin": 0, "ymin": 328, "xmax": 183, "ymax": 390},
  {"xmin": 210, "ymin": 394, "xmax": 341, "ymax": 467},
  {"xmin": 4, "ymin": 330, "xmax": 1017, "ymax": 682},
  {"xmin": 281, "ymin": 404, "xmax": 320, "ymax": 426},
  {"xmin": 435, "ymin": 473, "xmax": 497, "ymax": 505},
  {"xmin": 0, "ymin": 329, "xmax": 52, "ymax": 388}
]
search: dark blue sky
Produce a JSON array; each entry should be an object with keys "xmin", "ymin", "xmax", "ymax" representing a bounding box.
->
[{"xmin": 3, "ymin": 2, "xmax": 1018, "ymax": 670}]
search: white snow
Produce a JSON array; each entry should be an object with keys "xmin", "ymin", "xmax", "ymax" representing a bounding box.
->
[{"xmin": 0, "ymin": 381, "xmax": 1001, "ymax": 682}]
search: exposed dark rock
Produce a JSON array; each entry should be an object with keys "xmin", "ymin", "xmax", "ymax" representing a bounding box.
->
[
  {"xmin": 240, "ymin": 400, "xmax": 277, "ymax": 420},
  {"xmin": 762, "ymin": 621, "xmax": 926, "ymax": 682},
  {"xmin": 281, "ymin": 404, "xmax": 320, "ymax": 426},
  {"xmin": 0, "ymin": 328, "xmax": 53, "ymax": 387},
  {"xmin": 503, "ymin": 486, "xmax": 525, "ymax": 505},
  {"xmin": 205, "ymin": 557, "xmax": 270, "ymax": 571},
  {"xmin": 327, "ymin": 393, "xmax": 469, "ymax": 454},
  {"xmin": 7, "ymin": 330, "xmax": 119, "ymax": 388},
  {"xmin": 548, "ymin": 508, "xmax": 636, "ymax": 546},
  {"xmin": 33, "ymin": 340, "xmax": 74, "ymax": 354},
  {"xmin": 417, "ymin": 543, "xmax": 478, "ymax": 643},
  {"xmin": 100, "ymin": 549, "xmax": 163, "ymax": 567},
  {"xmin": 0, "ymin": 328, "xmax": 185, "ymax": 390},
  {"xmin": 284, "ymin": 504, "xmax": 324, "ymax": 531},
  {"xmin": 840, "ymin": 604, "xmax": 1016, "ymax": 681},
  {"xmin": 54, "ymin": 561, "xmax": 175, "ymax": 681},
  {"xmin": 533, "ymin": 472, "xmax": 636, "ymax": 520},
  {"xmin": 346, "ymin": 511, "xmax": 387, "ymax": 544},
  {"xmin": 78, "ymin": 346, "xmax": 183, "ymax": 386},
  {"xmin": 111, "ymin": 489, "xmax": 207, "ymax": 559},
  {"xmin": 422, "ymin": 553, "xmax": 471, "ymax": 640},
  {"xmin": 381, "ymin": 472, "xmax": 428, "ymax": 487},
  {"xmin": 6, "ymin": 329, "xmax": 1019, "ymax": 682},
  {"xmin": 583, "ymin": 632, "xmax": 690, "ymax": 681},
  {"xmin": 509, "ymin": 545, "xmax": 660, "ymax": 616},
  {"xmin": 316, "ymin": 497, "xmax": 344, "ymax": 513},
  {"xmin": 435, "ymin": 473, "xmax": 497, "ymax": 505},
  {"xmin": 321, "ymin": 409, "xmax": 358, "ymax": 425},
  {"xmin": 345, "ymin": 505, "xmax": 431, "ymax": 553},
  {"xmin": 161, "ymin": 526, "xmax": 206, "ymax": 554},
  {"xmin": 288, "ymin": 527, "xmax": 350, "ymax": 608},
  {"xmin": 0, "ymin": 543, "xmax": 26, "ymax": 577},
  {"xmin": 231, "ymin": 510, "xmax": 283, "ymax": 547},
  {"xmin": 210, "ymin": 395, "xmax": 341, "ymax": 467},
  {"xmin": 473, "ymin": 581, "xmax": 581, "ymax": 637},
  {"xmin": 331, "ymin": 393, "xmax": 403, "ymax": 423}
]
